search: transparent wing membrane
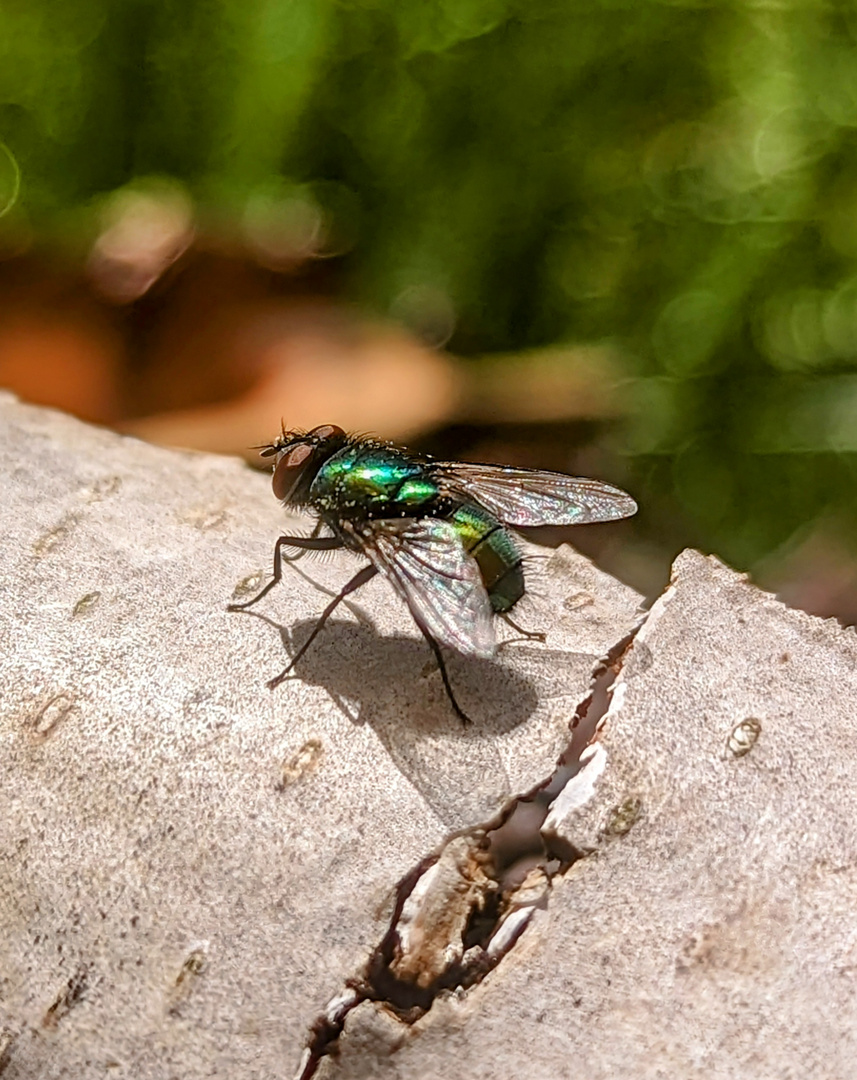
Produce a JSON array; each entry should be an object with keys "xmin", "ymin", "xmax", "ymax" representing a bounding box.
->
[
  {"xmin": 353, "ymin": 517, "xmax": 496, "ymax": 657},
  {"xmin": 438, "ymin": 462, "xmax": 637, "ymax": 527}
]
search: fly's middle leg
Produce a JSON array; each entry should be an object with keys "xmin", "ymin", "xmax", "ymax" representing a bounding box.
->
[
  {"xmin": 267, "ymin": 563, "xmax": 379, "ymax": 689},
  {"xmin": 228, "ymin": 528, "xmax": 343, "ymax": 612},
  {"xmin": 499, "ymin": 611, "xmax": 546, "ymax": 646},
  {"xmin": 413, "ymin": 617, "xmax": 473, "ymax": 727}
]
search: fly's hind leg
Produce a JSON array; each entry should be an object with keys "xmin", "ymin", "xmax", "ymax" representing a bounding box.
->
[
  {"xmin": 499, "ymin": 611, "xmax": 546, "ymax": 645},
  {"xmin": 228, "ymin": 527, "xmax": 343, "ymax": 612},
  {"xmin": 414, "ymin": 618, "xmax": 473, "ymax": 727},
  {"xmin": 267, "ymin": 564, "xmax": 379, "ymax": 689}
]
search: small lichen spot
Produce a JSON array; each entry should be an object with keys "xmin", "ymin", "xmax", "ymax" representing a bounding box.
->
[
  {"xmin": 280, "ymin": 738, "xmax": 324, "ymax": 787},
  {"xmin": 232, "ymin": 572, "xmax": 264, "ymax": 600},
  {"xmin": 33, "ymin": 514, "xmax": 80, "ymax": 557},
  {"xmin": 183, "ymin": 507, "xmax": 228, "ymax": 531},
  {"xmin": 605, "ymin": 796, "xmax": 642, "ymax": 836},
  {"xmin": 563, "ymin": 591, "xmax": 595, "ymax": 612},
  {"xmin": 176, "ymin": 948, "xmax": 207, "ymax": 984},
  {"xmin": 73, "ymin": 591, "xmax": 101, "ymax": 617},
  {"xmin": 42, "ymin": 965, "xmax": 89, "ymax": 1028},
  {"xmin": 31, "ymin": 694, "xmax": 77, "ymax": 740},
  {"xmin": 167, "ymin": 945, "xmax": 208, "ymax": 1015},
  {"xmin": 86, "ymin": 476, "xmax": 122, "ymax": 501},
  {"xmin": 0, "ymin": 1027, "xmax": 14, "ymax": 1072},
  {"xmin": 727, "ymin": 718, "xmax": 762, "ymax": 759}
]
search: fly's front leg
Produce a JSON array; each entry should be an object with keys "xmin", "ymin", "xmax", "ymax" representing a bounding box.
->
[
  {"xmin": 279, "ymin": 519, "xmax": 323, "ymax": 565},
  {"xmin": 228, "ymin": 530, "xmax": 344, "ymax": 612},
  {"xmin": 267, "ymin": 564, "xmax": 379, "ymax": 689}
]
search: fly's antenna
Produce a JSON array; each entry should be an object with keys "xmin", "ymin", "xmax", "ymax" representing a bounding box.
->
[{"xmin": 255, "ymin": 423, "xmax": 307, "ymax": 458}]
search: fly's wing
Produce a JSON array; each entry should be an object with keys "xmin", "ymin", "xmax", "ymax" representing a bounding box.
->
[
  {"xmin": 437, "ymin": 462, "xmax": 637, "ymax": 527},
  {"xmin": 351, "ymin": 518, "xmax": 496, "ymax": 658}
]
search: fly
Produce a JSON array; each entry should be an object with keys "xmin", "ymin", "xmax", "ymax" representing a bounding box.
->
[{"xmin": 229, "ymin": 424, "xmax": 637, "ymax": 724}]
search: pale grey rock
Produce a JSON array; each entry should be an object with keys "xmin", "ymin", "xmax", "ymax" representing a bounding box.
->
[
  {"xmin": 327, "ymin": 551, "xmax": 857, "ymax": 1080},
  {"xmin": 0, "ymin": 394, "xmax": 642, "ymax": 1079}
]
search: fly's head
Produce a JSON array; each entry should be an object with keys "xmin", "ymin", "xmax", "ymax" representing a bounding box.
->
[{"xmin": 260, "ymin": 424, "xmax": 348, "ymax": 506}]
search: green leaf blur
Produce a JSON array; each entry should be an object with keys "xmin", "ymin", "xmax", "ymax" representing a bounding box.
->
[{"xmin": 3, "ymin": 1, "xmax": 857, "ymax": 576}]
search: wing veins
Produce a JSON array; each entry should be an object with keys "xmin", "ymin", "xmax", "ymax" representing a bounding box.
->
[
  {"xmin": 353, "ymin": 518, "xmax": 496, "ymax": 657},
  {"xmin": 436, "ymin": 462, "xmax": 637, "ymax": 527}
]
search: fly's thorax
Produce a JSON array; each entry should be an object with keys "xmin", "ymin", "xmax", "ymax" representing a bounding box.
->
[
  {"xmin": 308, "ymin": 444, "xmax": 440, "ymax": 517},
  {"xmin": 450, "ymin": 503, "xmax": 525, "ymax": 613}
]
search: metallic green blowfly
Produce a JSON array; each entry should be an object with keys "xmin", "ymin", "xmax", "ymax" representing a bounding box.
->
[{"xmin": 230, "ymin": 424, "xmax": 637, "ymax": 724}]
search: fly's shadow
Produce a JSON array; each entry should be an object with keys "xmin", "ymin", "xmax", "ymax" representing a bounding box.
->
[
  {"xmin": 232, "ymin": 593, "xmax": 545, "ymax": 826},
  {"xmin": 286, "ymin": 616, "xmax": 539, "ymax": 827},
  {"xmin": 236, "ymin": 610, "xmax": 538, "ymax": 737},
  {"xmin": 303, "ymin": 618, "xmax": 535, "ymax": 729}
]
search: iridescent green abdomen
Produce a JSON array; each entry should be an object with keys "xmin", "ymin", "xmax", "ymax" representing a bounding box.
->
[
  {"xmin": 310, "ymin": 444, "xmax": 439, "ymax": 515},
  {"xmin": 451, "ymin": 503, "xmax": 524, "ymax": 613}
]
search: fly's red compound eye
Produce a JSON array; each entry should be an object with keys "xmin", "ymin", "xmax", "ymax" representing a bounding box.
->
[
  {"xmin": 272, "ymin": 441, "xmax": 314, "ymax": 501},
  {"xmin": 307, "ymin": 424, "xmax": 345, "ymax": 440}
]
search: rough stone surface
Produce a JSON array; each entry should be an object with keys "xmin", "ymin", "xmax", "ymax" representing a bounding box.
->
[
  {"xmin": 0, "ymin": 394, "xmax": 642, "ymax": 1079},
  {"xmin": 326, "ymin": 551, "xmax": 857, "ymax": 1080}
]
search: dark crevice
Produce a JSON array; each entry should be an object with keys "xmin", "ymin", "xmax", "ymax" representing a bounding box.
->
[
  {"xmin": 295, "ymin": 619, "xmax": 644, "ymax": 1080},
  {"xmin": 295, "ymin": 855, "xmax": 441, "ymax": 1076},
  {"xmin": 461, "ymin": 887, "xmax": 503, "ymax": 952}
]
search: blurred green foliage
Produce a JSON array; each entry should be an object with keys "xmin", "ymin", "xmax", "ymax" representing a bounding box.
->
[{"xmin": 3, "ymin": 1, "xmax": 857, "ymax": 574}]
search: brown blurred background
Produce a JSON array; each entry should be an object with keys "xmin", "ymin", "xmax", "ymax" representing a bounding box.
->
[{"xmin": 3, "ymin": 2, "xmax": 857, "ymax": 619}]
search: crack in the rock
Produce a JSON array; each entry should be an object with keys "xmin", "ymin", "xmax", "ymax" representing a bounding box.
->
[{"xmin": 294, "ymin": 622, "xmax": 643, "ymax": 1080}]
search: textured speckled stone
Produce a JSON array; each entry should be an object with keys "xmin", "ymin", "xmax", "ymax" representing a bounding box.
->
[
  {"xmin": 0, "ymin": 394, "xmax": 642, "ymax": 1080},
  {"xmin": 324, "ymin": 552, "xmax": 857, "ymax": 1080}
]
